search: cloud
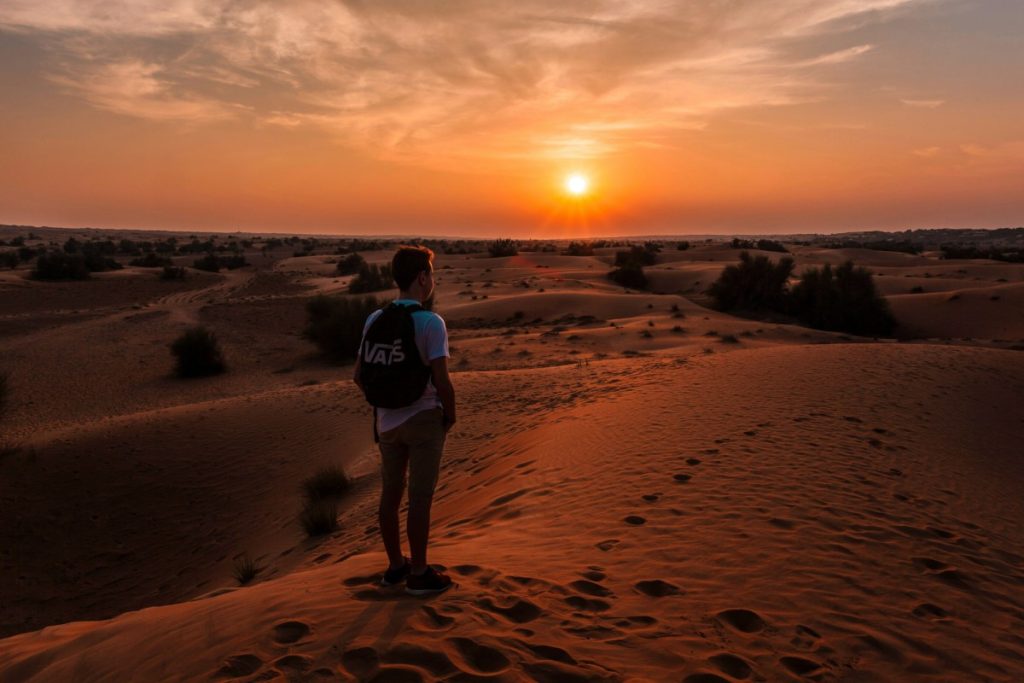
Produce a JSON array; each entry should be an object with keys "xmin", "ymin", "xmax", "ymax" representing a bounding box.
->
[
  {"xmin": 1, "ymin": 0, "xmax": 932, "ymax": 164},
  {"xmin": 901, "ymin": 98, "xmax": 945, "ymax": 108}
]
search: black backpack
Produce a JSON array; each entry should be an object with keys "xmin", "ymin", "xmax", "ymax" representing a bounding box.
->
[{"xmin": 358, "ymin": 303, "xmax": 432, "ymax": 409}]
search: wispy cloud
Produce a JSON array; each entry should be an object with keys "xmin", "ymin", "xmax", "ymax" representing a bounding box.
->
[
  {"xmin": 901, "ymin": 98, "xmax": 945, "ymax": 108},
  {"xmin": 0, "ymin": 0, "xmax": 931, "ymax": 164}
]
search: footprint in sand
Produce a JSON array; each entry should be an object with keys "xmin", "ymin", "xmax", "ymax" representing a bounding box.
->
[
  {"xmin": 565, "ymin": 595, "xmax": 611, "ymax": 612},
  {"xmin": 273, "ymin": 655, "xmax": 312, "ymax": 675},
  {"xmin": 912, "ymin": 603, "xmax": 949, "ymax": 620},
  {"xmin": 716, "ymin": 609, "xmax": 766, "ymax": 633},
  {"xmin": 381, "ymin": 642, "xmax": 459, "ymax": 678},
  {"xmin": 570, "ymin": 579, "xmax": 614, "ymax": 597},
  {"xmin": 634, "ymin": 579, "xmax": 681, "ymax": 597},
  {"xmin": 342, "ymin": 646, "xmax": 380, "ymax": 678},
  {"xmin": 791, "ymin": 624, "xmax": 822, "ymax": 650},
  {"xmin": 686, "ymin": 458, "xmax": 702, "ymax": 465},
  {"xmin": 682, "ymin": 673, "xmax": 730, "ymax": 683},
  {"xmin": 271, "ymin": 620, "xmax": 310, "ymax": 644},
  {"xmin": 217, "ymin": 654, "xmax": 262, "ymax": 678},
  {"xmin": 673, "ymin": 473, "xmax": 692, "ymax": 483},
  {"xmin": 476, "ymin": 596, "xmax": 542, "ymax": 623},
  {"xmin": 708, "ymin": 653, "xmax": 752, "ymax": 679},
  {"xmin": 446, "ymin": 637, "xmax": 511, "ymax": 674},
  {"xmin": 581, "ymin": 569, "xmax": 606, "ymax": 581},
  {"xmin": 414, "ymin": 605, "xmax": 455, "ymax": 631},
  {"xmin": 779, "ymin": 656, "xmax": 824, "ymax": 677},
  {"xmin": 596, "ymin": 539, "xmax": 620, "ymax": 551},
  {"xmin": 624, "ymin": 515, "xmax": 647, "ymax": 525},
  {"xmin": 642, "ymin": 493, "xmax": 660, "ymax": 502}
]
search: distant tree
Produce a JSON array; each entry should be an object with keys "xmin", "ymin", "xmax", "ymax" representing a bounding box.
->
[
  {"xmin": 160, "ymin": 266, "xmax": 187, "ymax": 280},
  {"xmin": 564, "ymin": 241, "xmax": 594, "ymax": 256},
  {"xmin": 676, "ymin": 241, "xmax": 691, "ymax": 251},
  {"xmin": 488, "ymin": 238, "xmax": 518, "ymax": 257},
  {"xmin": 303, "ymin": 294, "xmax": 382, "ymax": 361},
  {"xmin": 614, "ymin": 245, "xmax": 657, "ymax": 267},
  {"xmin": 349, "ymin": 264, "xmax": 393, "ymax": 293},
  {"xmin": 608, "ymin": 263, "xmax": 647, "ymax": 290},
  {"xmin": 32, "ymin": 251, "xmax": 91, "ymax": 280},
  {"xmin": 130, "ymin": 253, "xmax": 172, "ymax": 268},
  {"xmin": 755, "ymin": 239, "xmax": 789, "ymax": 253},
  {"xmin": 790, "ymin": 261, "xmax": 895, "ymax": 336},
  {"xmin": 336, "ymin": 252, "xmax": 366, "ymax": 276},
  {"xmin": 708, "ymin": 251, "xmax": 794, "ymax": 311},
  {"xmin": 192, "ymin": 254, "xmax": 221, "ymax": 272},
  {"xmin": 170, "ymin": 327, "xmax": 226, "ymax": 378}
]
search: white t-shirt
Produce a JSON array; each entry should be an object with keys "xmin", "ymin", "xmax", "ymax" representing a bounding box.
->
[{"xmin": 361, "ymin": 299, "xmax": 449, "ymax": 433}]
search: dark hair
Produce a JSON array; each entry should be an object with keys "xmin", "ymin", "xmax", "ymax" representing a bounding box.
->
[{"xmin": 391, "ymin": 245, "xmax": 434, "ymax": 291}]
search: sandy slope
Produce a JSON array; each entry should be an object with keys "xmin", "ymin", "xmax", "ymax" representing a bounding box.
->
[{"xmin": 2, "ymin": 345, "xmax": 1022, "ymax": 682}]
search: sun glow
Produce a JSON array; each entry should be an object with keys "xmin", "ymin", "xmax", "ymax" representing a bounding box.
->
[{"xmin": 564, "ymin": 173, "xmax": 590, "ymax": 197}]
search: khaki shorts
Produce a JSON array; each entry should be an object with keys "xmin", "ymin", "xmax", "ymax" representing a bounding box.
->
[{"xmin": 378, "ymin": 408, "xmax": 446, "ymax": 505}]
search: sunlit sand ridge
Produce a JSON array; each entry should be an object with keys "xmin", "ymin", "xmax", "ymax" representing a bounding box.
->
[{"xmin": 1, "ymin": 230, "xmax": 1023, "ymax": 681}]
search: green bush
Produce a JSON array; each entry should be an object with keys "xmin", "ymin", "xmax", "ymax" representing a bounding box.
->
[
  {"xmin": 336, "ymin": 252, "xmax": 366, "ymax": 276},
  {"xmin": 232, "ymin": 554, "xmax": 260, "ymax": 585},
  {"xmin": 130, "ymin": 252, "xmax": 172, "ymax": 268},
  {"xmin": 349, "ymin": 264, "xmax": 392, "ymax": 293},
  {"xmin": 300, "ymin": 499, "xmax": 339, "ymax": 536},
  {"xmin": 171, "ymin": 327, "xmax": 226, "ymax": 378},
  {"xmin": 32, "ymin": 251, "xmax": 91, "ymax": 280},
  {"xmin": 790, "ymin": 261, "xmax": 895, "ymax": 336},
  {"xmin": 608, "ymin": 263, "xmax": 647, "ymax": 290},
  {"xmin": 488, "ymin": 238, "xmax": 518, "ymax": 258},
  {"xmin": 160, "ymin": 266, "xmax": 187, "ymax": 280},
  {"xmin": 564, "ymin": 241, "xmax": 594, "ymax": 256},
  {"xmin": 192, "ymin": 254, "xmax": 221, "ymax": 272},
  {"xmin": 303, "ymin": 294, "xmax": 382, "ymax": 361},
  {"xmin": 302, "ymin": 467, "xmax": 350, "ymax": 501},
  {"xmin": 708, "ymin": 251, "xmax": 794, "ymax": 311}
]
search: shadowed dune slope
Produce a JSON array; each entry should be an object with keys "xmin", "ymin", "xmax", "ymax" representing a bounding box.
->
[{"xmin": 2, "ymin": 344, "xmax": 1022, "ymax": 682}]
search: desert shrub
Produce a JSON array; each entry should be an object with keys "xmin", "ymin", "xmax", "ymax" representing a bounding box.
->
[
  {"xmin": 82, "ymin": 252, "xmax": 122, "ymax": 272},
  {"xmin": 232, "ymin": 554, "xmax": 260, "ymax": 585},
  {"xmin": 564, "ymin": 241, "xmax": 594, "ymax": 256},
  {"xmin": 336, "ymin": 252, "xmax": 366, "ymax": 275},
  {"xmin": 303, "ymin": 294, "xmax": 382, "ymax": 361},
  {"xmin": 708, "ymin": 251, "xmax": 794, "ymax": 311},
  {"xmin": 790, "ymin": 261, "xmax": 895, "ymax": 336},
  {"xmin": 300, "ymin": 499, "xmax": 339, "ymax": 536},
  {"xmin": 608, "ymin": 263, "xmax": 647, "ymax": 290},
  {"xmin": 615, "ymin": 245, "xmax": 657, "ymax": 267},
  {"xmin": 160, "ymin": 266, "xmax": 187, "ymax": 280},
  {"xmin": 0, "ymin": 251, "xmax": 18, "ymax": 269},
  {"xmin": 487, "ymin": 238, "xmax": 518, "ymax": 258},
  {"xmin": 677, "ymin": 241, "xmax": 691, "ymax": 251},
  {"xmin": 192, "ymin": 254, "xmax": 221, "ymax": 272},
  {"xmin": 130, "ymin": 252, "xmax": 172, "ymax": 268},
  {"xmin": 18, "ymin": 246, "xmax": 41, "ymax": 262},
  {"xmin": 302, "ymin": 467, "xmax": 350, "ymax": 501},
  {"xmin": 32, "ymin": 251, "xmax": 90, "ymax": 280},
  {"xmin": 349, "ymin": 264, "xmax": 393, "ymax": 293},
  {"xmin": 219, "ymin": 254, "xmax": 248, "ymax": 270},
  {"xmin": 170, "ymin": 326, "xmax": 226, "ymax": 378}
]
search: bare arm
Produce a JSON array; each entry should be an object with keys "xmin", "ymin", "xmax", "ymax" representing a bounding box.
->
[{"xmin": 430, "ymin": 356, "xmax": 456, "ymax": 431}]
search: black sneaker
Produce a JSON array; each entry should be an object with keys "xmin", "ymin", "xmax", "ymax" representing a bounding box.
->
[
  {"xmin": 380, "ymin": 559, "xmax": 411, "ymax": 587},
  {"xmin": 405, "ymin": 566, "xmax": 453, "ymax": 596}
]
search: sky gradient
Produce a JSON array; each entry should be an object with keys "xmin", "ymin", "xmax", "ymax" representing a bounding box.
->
[{"xmin": 1, "ymin": 0, "xmax": 1021, "ymax": 237}]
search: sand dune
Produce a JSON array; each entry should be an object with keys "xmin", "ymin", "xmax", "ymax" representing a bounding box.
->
[
  {"xmin": 2, "ymin": 239, "xmax": 1023, "ymax": 681},
  {"xmin": 2, "ymin": 345, "xmax": 1022, "ymax": 681}
]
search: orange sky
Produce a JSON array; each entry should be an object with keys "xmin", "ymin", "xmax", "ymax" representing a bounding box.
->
[{"xmin": 1, "ymin": 1, "xmax": 1022, "ymax": 237}]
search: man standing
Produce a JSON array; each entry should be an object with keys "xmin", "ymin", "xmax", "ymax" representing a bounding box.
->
[{"xmin": 354, "ymin": 245, "xmax": 455, "ymax": 595}]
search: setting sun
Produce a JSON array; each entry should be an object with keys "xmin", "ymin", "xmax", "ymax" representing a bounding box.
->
[{"xmin": 564, "ymin": 173, "xmax": 590, "ymax": 197}]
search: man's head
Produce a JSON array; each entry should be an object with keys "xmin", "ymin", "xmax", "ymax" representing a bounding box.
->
[{"xmin": 392, "ymin": 245, "xmax": 435, "ymax": 302}]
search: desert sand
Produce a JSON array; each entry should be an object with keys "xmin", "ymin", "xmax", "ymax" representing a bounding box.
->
[{"xmin": 1, "ymin": 230, "xmax": 1023, "ymax": 682}]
